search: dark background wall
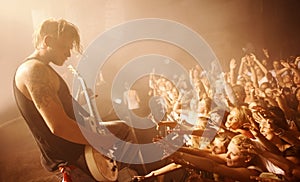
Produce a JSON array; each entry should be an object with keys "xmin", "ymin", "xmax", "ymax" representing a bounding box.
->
[{"xmin": 261, "ymin": 0, "xmax": 300, "ymax": 60}]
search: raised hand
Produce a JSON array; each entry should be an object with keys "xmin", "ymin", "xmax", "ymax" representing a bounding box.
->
[{"xmin": 230, "ymin": 58, "xmax": 237, "ymax": 70}]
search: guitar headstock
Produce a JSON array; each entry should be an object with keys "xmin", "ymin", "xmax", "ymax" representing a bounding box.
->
[{"xmin": 67, "ymin": 65, "xmax": 79, "ymax": 76}]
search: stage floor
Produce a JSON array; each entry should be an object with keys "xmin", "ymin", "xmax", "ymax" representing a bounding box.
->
[{"xmin": 0, "ymin": 117, "xmax": 58, "ymax": 182}]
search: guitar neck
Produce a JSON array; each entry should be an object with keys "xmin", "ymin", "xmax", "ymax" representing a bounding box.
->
[
  {"xmin": 69, "ymin": 65, "xmax": 99, "ymax": 120},
  {"xmin": 78, "ymin": 78, "xmax": 97, "ymax": 118}
]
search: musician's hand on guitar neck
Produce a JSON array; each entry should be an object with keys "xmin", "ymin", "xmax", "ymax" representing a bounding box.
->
[
  {"xmin": 83, "ymin": 116, "xmax": 111, "ymax": 136},
  {"xmin": 83, "ymin": 116, "xmax": 102, "ymax": 134}
]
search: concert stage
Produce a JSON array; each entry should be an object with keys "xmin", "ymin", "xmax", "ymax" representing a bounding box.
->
[{"xmin": 0, "ymin": 117, "xmax": 57, "ymax": 181}]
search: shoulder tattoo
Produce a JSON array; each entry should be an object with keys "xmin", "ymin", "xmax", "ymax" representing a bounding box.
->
[{"xmin": 27, "ymin": 68, "xmax": 59, "ymax": 109}]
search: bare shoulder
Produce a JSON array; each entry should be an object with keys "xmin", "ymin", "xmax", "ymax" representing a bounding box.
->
[
  {"xmin": 15, "ymin": 59, "xmax": 59, "ymax": 100},
  {"xmin": 16, "ymin": 60, "xmax": 50, "ymax": 79},
  {"xmin": 17, "ymin": 60, "xmax": 59, "ymax": 84}
]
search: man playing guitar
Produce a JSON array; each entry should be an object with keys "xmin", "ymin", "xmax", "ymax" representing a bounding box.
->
[{"xmin": 13, "ymin": 18, "xmax": 135, "ymax": 181}]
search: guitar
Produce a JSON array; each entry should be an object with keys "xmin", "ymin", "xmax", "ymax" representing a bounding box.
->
[
  {"xmin": 85, "ymin": 145, "xmax": 118, "ymax": 181},
  {"xmin": 67, "ymin": 65, "xmax": 100, "ymax": 134},
  {"xmin": 68, "ymin": 65, "xmax": 118, "ymax": 181}
]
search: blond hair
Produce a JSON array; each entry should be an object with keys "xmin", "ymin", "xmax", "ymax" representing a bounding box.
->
[
  {"xmin": 232, "ymin": 106, "xmax": 252, "ymax": 129},
  {"xmin": 230, "ymin": 134, "xmax": 256, "ymax": 156},
  {"xmin": 33, "ymin": 18, "xmax": 82, "ymax": 53}
]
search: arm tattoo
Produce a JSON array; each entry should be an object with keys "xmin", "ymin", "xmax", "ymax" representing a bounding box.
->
[{"xmin": 28, "ymin": 69, "xmax": 59, "ymax": 109}]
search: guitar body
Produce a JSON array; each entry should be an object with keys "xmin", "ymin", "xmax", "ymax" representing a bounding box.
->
[{"xmin": 85, "ymin": 145, "xmax": 118, "ymax": 181}]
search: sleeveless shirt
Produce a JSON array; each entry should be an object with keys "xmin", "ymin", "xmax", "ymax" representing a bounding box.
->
[{"xmin": 13, "ymin": 61, "xmax": 85, "ymax": 171}]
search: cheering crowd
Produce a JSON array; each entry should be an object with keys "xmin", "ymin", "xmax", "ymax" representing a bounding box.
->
[{"xmin": 147, "ymin": 49, "xmax": 300, "ymax": 182}]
